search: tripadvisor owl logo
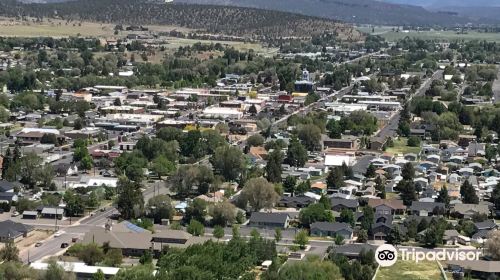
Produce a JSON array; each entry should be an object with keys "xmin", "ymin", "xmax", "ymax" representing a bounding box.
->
[{"xmin": 375, "ymin": 244, "xmax": 398, "ymax": 267}]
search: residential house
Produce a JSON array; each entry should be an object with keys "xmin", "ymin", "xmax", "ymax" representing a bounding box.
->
[
  {"xmin": 82, "ymin": 222, "xmax": 209, "ymax": 257},
  {"xmin": 331, "ymin": 198, "xmax": 359, "ymax": 212},
  {"xmin": 310, "ymin": 222, "xmax": 353, "ymax": 239},
  {"xmin": 472, "ymin": 220, "xmax": 498, "ymax": 243},
  {"xmin": 368, "ymin": 199, "xmax": 406, "ymax": 215},
  {"xmin": 445, "ymin": 260, "xmax": 500, "ymax": 279},
  {"xmin": 333, "ymin": 244, "xmax": 377, "ymax": 259},
  {"xmin": 41, "ymin": 207, "xmax": 64, "ymax": 220},
  {"xmin": 323, "ymin": 136, "xmax": 360, "ymax": 150},
  {"xmin": 451, "ymin": 204, "xmax": 490, "ymax": 219},
  {"xmin": 277, "ymin": 196, "xmax": 316, "ymax": 209},
  {"xmin": 0, "ymin": 220, "xmax": 34, "ymax": 242},
  {"xmin": 409, "ymin": 201, "xmax": 446, "ymax": 217},
  {"xmin": 248, "ymin": 212, "xmax": 290, "ymax": 228}
]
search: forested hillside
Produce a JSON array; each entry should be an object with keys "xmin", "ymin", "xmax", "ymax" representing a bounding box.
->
[
  {"xmin": 0, "ymin": 0, "xmax": 363, "ymax": 41},
  {"xmin": 177, "ymin": 0, "xmax": 471, "ymax": 26}
]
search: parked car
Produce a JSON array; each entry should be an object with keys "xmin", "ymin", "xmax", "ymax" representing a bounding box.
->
[
  {"xmin": 35, "ymin": 242, "xmax": 43, "ymax": 247},
  {"xmin": 60, "ymin": 243, "xmax": 69, "ymax": 248},
  {"xmin": 11, "ymin": 211, "xmax": 19, "ymax": 217}
]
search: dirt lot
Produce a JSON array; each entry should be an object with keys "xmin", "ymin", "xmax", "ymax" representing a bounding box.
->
[{"xmin": 17, "ymin": 230, "xmax": 54, "ymax": 251}]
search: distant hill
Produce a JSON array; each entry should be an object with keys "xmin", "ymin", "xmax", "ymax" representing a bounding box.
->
[
  {"xmin": 1, "ymin": 0, "xmax": 363, "ymax": 41},
  {"xmin": 176, "ymin": 0, "xmax": 471, "ymax": 26}
]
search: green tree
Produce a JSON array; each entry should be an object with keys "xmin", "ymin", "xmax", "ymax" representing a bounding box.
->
[
  {"xmin": 213, "ymin": 225, "xmax": 225, "ymax": 240},
  {"xmin": 185, "ymin": 198, "xmax": 207, "ymax": 223},
  {"xmin": 147, "ymin": 194, "xmax": 174, "ymax": 224},
  {"xmin": 210, "ymin": 201, "xmax": 236, "ymax": 226},
  {"xmin": 361, "ymin": 206, "xmax": 374, "ymax": 232},
  {"xmin": 326, "ymin": 167, "xmax": 345, "ymax": 190},
  {"xmin": 80, "ymin": 155, "xmax": 93, "ymax": 172},
  {"xmin": 460, "ymin": 180, "xmax": 479, "ymax": 204},
  {"xmin": 407, "ymin": 136, "xmax": 421, "ymax": 147},
  {"xmin": 265, "ymin": 149, "xmax": 283, "ymax": 183},
  {"xmin": 398, "ymin": 180, "xmax": 417, "ymax": 206},
  {"xmin": 327, "ymin": 119, "xmax": 343, "ymax": 139},
  {"xmin": 401, "ymin": 162, "xmax": 415, "ymax": 181},
  {"xmin": 103, "ymin": 249, "xmax": 123, "ymax": 267},
  {"xmin": 294, "ymin": 229, "xmax": 309, "ymax": 249},
  {"xmin": 93, "ymin": 269, "xmax": 105, "ymax": 280},
  {"xmin": 339, "ymin": 209, "xmax": 355, "ymax": 227},
  {"xmin": 151, "ymin": 155, "xmax": 175, "ymax": 179},
  {"xmin": 299, "ymin": 203, "xmax": 333, "ymax": 226},
  {"xmin": 286, "ymin": 137, "xmax": 308, "ymax": 167},
  {"xmin": 86, "ymin": 191, "xmax": 99, "ymax": 209},
  {"xmin": 77, "ymin": 243, "xmax": 104, "ymax": 266},
  {"xmin": 210, "ymin": 145, "xmax": 246, "ymax": 182},
  {"xmin": 283, "ymin": 175, "xmax": 297, "ymax": 194},
  {"xmin": 275, "ymin": 228, "xmax": 282, "ymax": 243},
  {"xmin": 357, "ymin": 229, "xmax": 368, "ymax": 243},
  {"xmin": 364, "ymin": 164, "xmax": 376, "ymax": 178},
  {"xmin": 246, "ymin": 134, "xmax": 265, "ymax": 147},
  {"xmin": 0, "ymin": 240, "xmax": 19, "ymax": 262},
  {"xmin": 240, "ymin": 178, "xmax": 279, "ymax": 212},
  {"xmin": 297, "ymin": 124, "xmax": 322, "ymax": 151},
  {"xmin": 486, "ymin": 144, "xmax": 498, "ymax": 162},
  {"xmin": 187, "ymin": 219, "xmax": 205, "ymax": 236},
  {"xmin": 41, "ymin": 261, "xmax": 75, "ymax": 280},
  {"xmin": 64, "ymin": 189, "xmax": 85, "ymax": 217},
  {"xmin": 116, "ymin": 177, "xmax": 144, "ymax": 220},
  {"xmin": 295, "ymin": 180, "xmax": 311, "ymax": 195},
  {"xmin": 387, "ymin": 225, "xmax": 404, "ymax": 245},
  {"xmin": 491, "ymin": 182, "xmax": 500, "ymax": 210},
  {"xmin": 436, "ymin": 186, "xmax": 450, "ymax": 209},
  {"xmin": 139, "ymin": 250, "xmax": 153, "ymax": 265}
]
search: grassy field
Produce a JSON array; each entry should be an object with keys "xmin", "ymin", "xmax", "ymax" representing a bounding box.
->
[
  {"xmin": 376, "ymin": 260, "xmax": 444, "ymax": 280},
  {"xmin": 0, "ymin": 17, "xmax": 195, "ymax": 38},
  {"xmin": 0, "ymin": 17, "xmax": 276, "ymax": 57},
  {"xmin": 161, "ymin": 37, "xmax": 278, "ymax": 57},
  {"xmin": 358, "ymin": 26, "xmax": 500, "ymax": 42},
  {"xmin": 0, "ymin": 18, "xmax": 117, "ymax": 38},
  {"xmin": 386, "ymin": 137, "xmax": 421, "ymax": 156}
]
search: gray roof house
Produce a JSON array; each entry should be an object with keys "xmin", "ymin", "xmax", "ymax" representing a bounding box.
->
[
  {"xmin": 409, "ymin": 201, "xmax": 446, "ymax": 216},
  {"xmin": 310, "ymin": 222, "xmax": 353, "ymax": 240},
  {"xmin": 277, "ymin": 196, "xmax": 316, "ymax": 209},
  {"xmin": 452, "ymin": 204, "xmax": 490, "ymax": 219},
  {"xmin": 0, "ymin": 220, "xmax": 34, "ymax": 242},
  {"xmin": 248, "ymin": 212, "xmax": 290, "ymax": 229},
  {"xmin": 330, "ymin": 198, "xmax": 359, "ymax": 212}
]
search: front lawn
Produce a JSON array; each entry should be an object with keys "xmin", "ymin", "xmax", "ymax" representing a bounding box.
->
[{"xmin": 386, "ymin": 138, "xmax": 421, "ymax": 156}]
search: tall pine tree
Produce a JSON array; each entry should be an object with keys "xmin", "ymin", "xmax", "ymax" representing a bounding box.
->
[{"xmin": 460, "ymin": 180, "xmax": 479, "ymax": 204}]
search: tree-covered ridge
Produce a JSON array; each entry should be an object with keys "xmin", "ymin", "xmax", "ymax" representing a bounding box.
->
[{"xmin": 0, "ymin": 0, "xmax": 362, "ymax": 41}]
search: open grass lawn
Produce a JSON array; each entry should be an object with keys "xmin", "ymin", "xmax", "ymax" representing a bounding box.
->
[
  {"xmin": 358, "ymin": 26, "xmax": 500, "ymax": 42},
  {"xmin": 385, "ymin": 137, "xmax": 421, "ymax": 156},
  {"xmin": 376, "ymin": 260, "xmax": 444, "ymax": 280},
  {"xmin": 161, "ymin": 37, "xmax": 278, "ymax": 57}
]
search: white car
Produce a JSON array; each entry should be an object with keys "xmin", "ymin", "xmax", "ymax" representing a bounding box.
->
[
  {"xmin": 54, "ymin": 231, "xmax": 65, "ymax": 238},
  {"xmin": 11, "ymin": 211, "xmax": 19, "ymax": 217}
]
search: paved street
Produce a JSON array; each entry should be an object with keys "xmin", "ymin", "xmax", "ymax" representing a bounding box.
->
[
  {"xmin": 375, "ymin": 69, "xmax": 443, "ymax": 139},
  {"xmin": 19, "ymin": 181, "xmax": 169, "ymax": 264}
]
